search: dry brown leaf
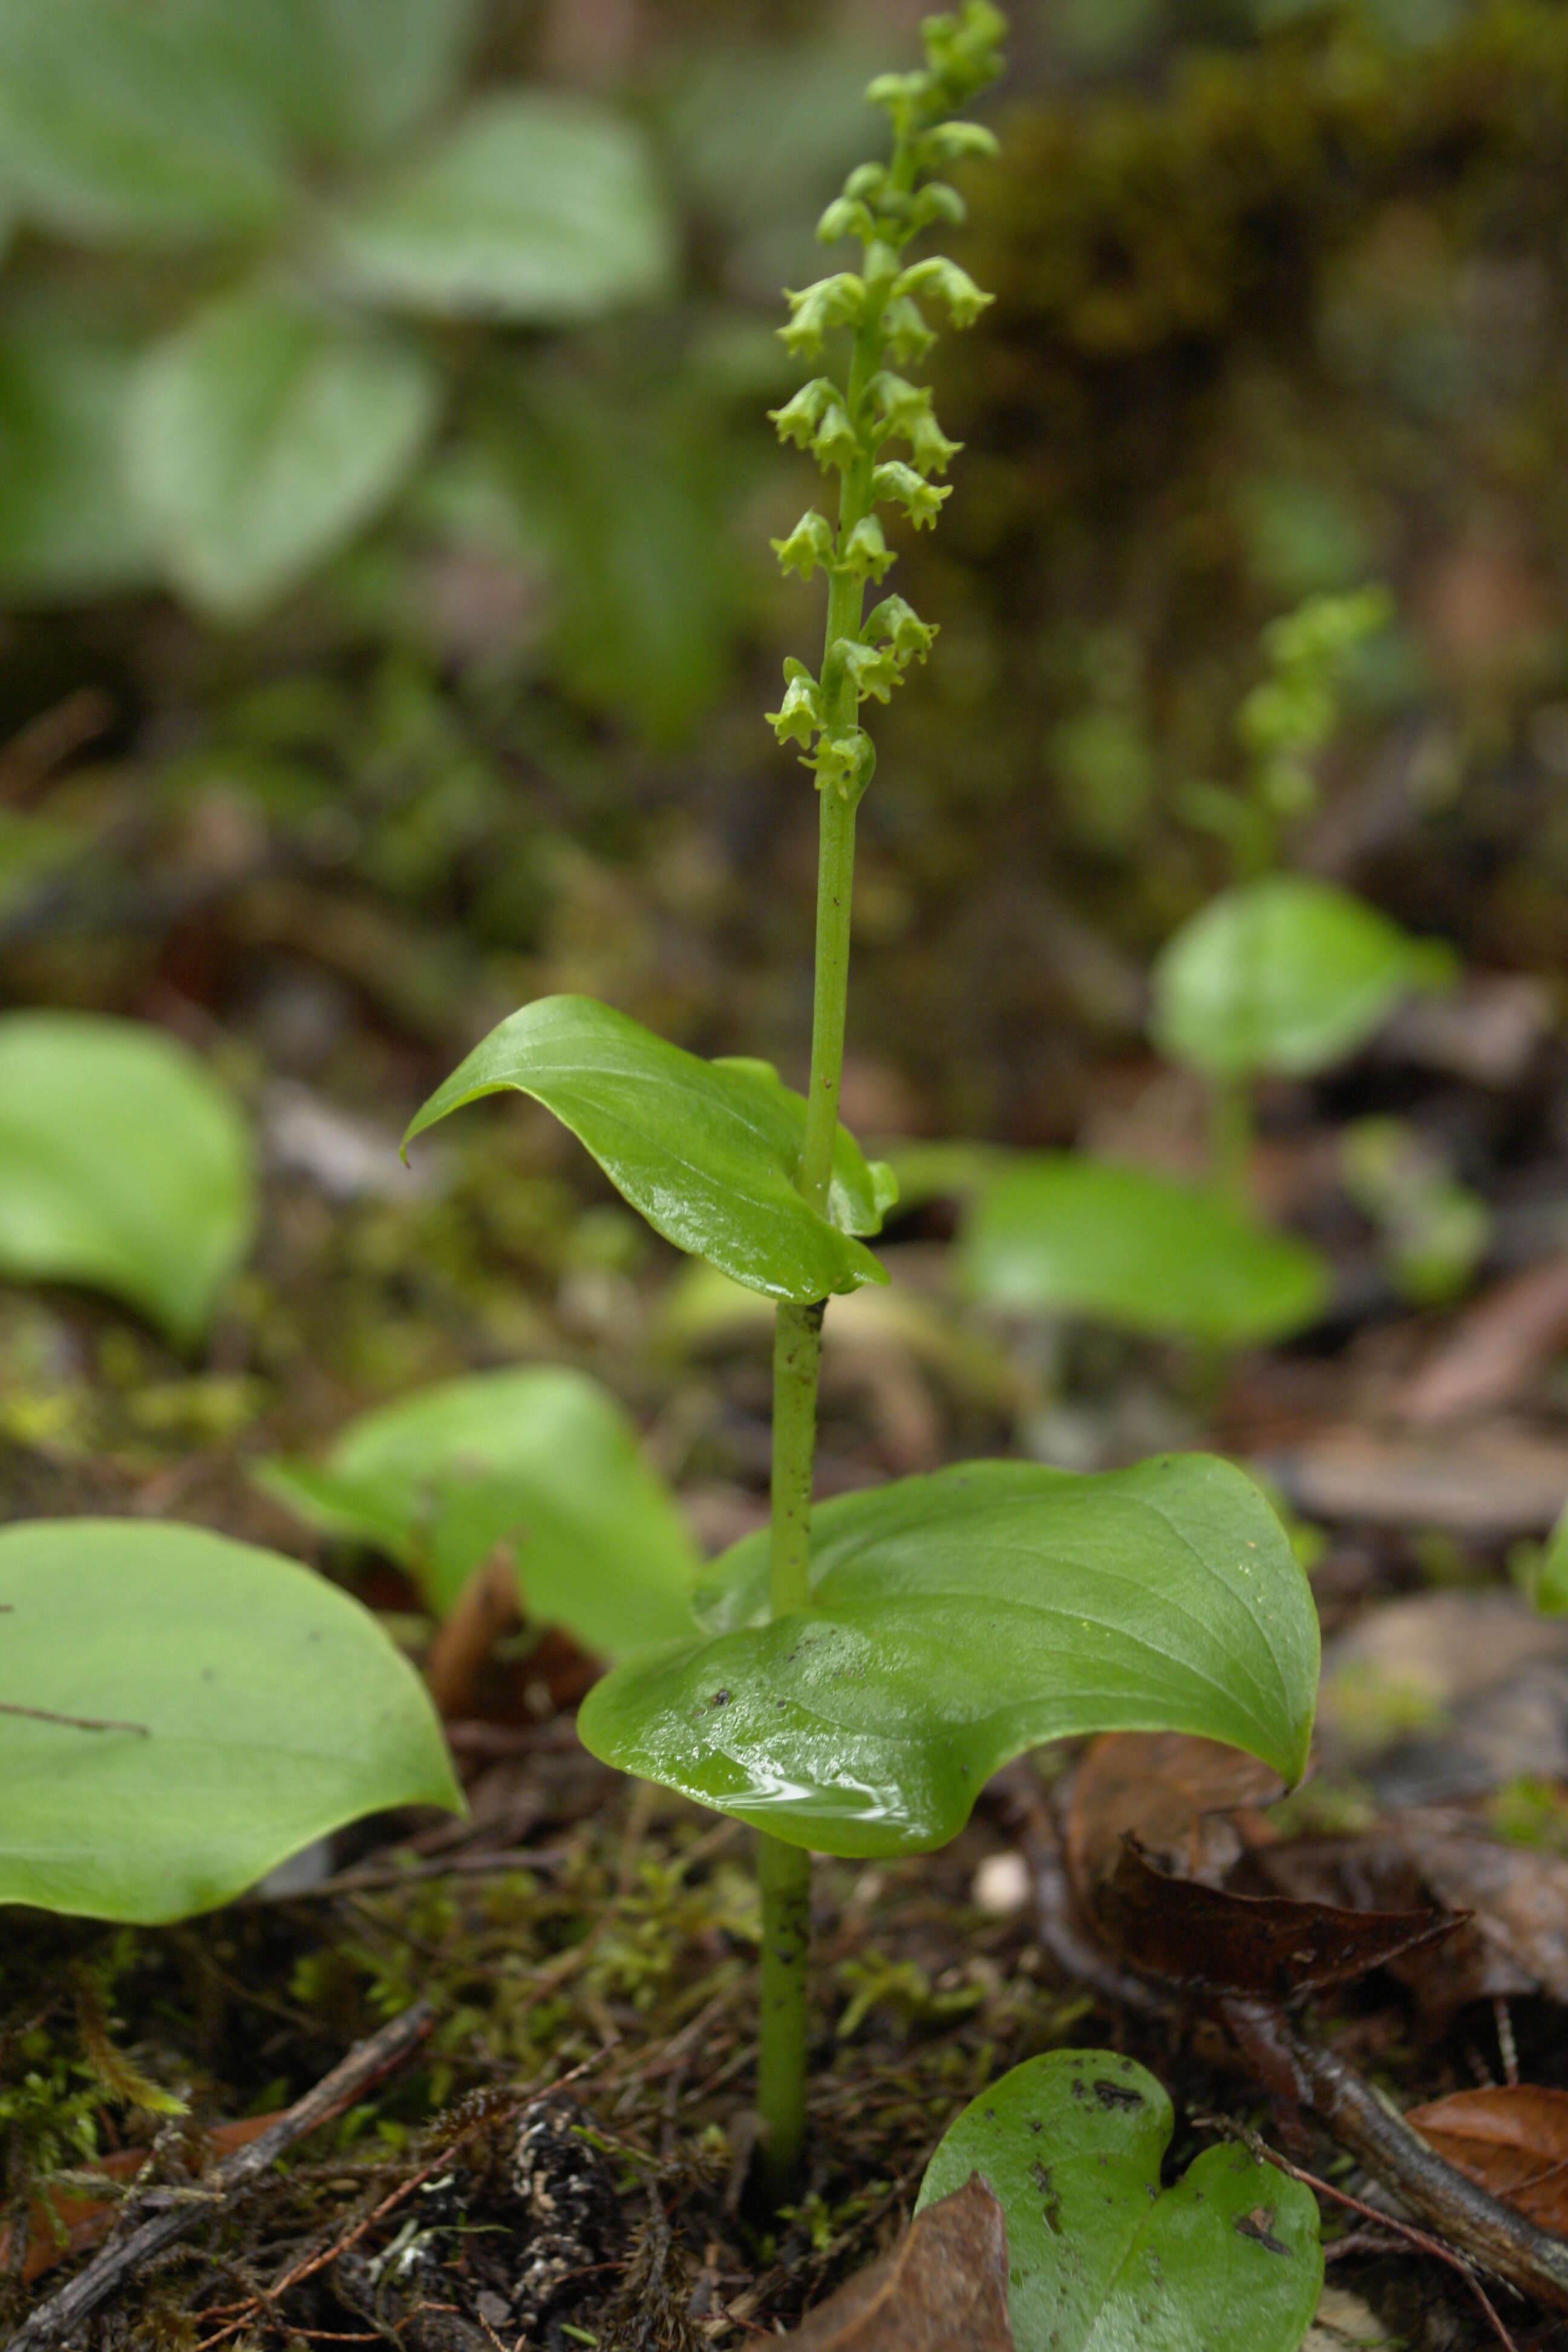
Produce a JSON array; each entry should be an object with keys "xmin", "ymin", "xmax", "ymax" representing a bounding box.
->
[
  {"xmin": 1394, "ymin": 1256, "xmax": 1568, "ymax": 1428},
  {"xmin": 1406, "ymin": 2085, "xmax": 1568, "ymax": 2234},
  {"xmin": 1256, "ymin": 1421, "xmax": 1568, "ymax": 1536},
  {"xmin": 780, "ymin": 2177, "xmax": 1013, "ymax": 2351},
  {"xmin": 1063, "ymin": 1730, "xmax": 1283, "ymax": 1901},
  {"xmin": 1089, "ymin": 1836, "xmax": 1455, "ymax": 2000}
]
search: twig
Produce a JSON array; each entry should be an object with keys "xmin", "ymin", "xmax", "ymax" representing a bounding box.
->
[
  {"xmin": 1198, "ymin": 2111, "xmax": 1522, "ymax": 2352},
  {"xmin": 1221, "ymin": 1999, "xmax": 1568, "ymax": 2319},
  {"xmin": 10, "ymin": 2001, "xmax": 434, "ymax": 2350}
]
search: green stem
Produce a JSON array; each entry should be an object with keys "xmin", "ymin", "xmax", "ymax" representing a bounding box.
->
[
  {"xmin": 755, "ymin": 290, "xmax": 884, "ymax": 2205},
  {"xmin": 754, "ymin": 1829, "xmax": 811, "ymax": 2203},
  {"xmin": 1210, "ymin": 1074, "xmax": 1253, "ymax": 1206}
]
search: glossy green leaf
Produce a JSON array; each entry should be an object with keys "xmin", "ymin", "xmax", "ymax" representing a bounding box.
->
[
  {"xmin": 961, "ymin": 1155, "xmax": 1330, "ymax": 1344},
  {"xmin": 918, "ymin": 2051, "xmax": 1322, "ymax": 2352},
  {"xmin": 0, "ymin": 0, "xmax": 290, "ymax": 247},
  {"xmin": 0, "ymin": 1012, "xmax": 254, "ymax": 1344},
  {"xmin": 1151, "ymin": 874, "xmax": 1454, "ymax": 1081},
  {"xmin": 127, "ymin": 288, "xmax": 437, "ymax": 619},
  {"xmin": 320, "ymin": 91, "xmax": 675, "ymax": 322},
  {"xmin": 256, "ymin": 1366, "xmax": 699, "ymax": 1655},
  {"xmin": 403, "ymin": 995, "xmax": 894, "ymax": 1302},
  {"xmin": 579, "ymin": 1455, "xmax": 1319, "ymax": 1857},
  {"xmin": 0, "ymin": 305, "xmax": 155, "ymax": 600},
  {"xmin": 0, "ymin": 1518, "xmax": 462, "ymax": 1923}
]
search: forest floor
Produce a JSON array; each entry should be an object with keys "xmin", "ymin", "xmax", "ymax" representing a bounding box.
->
[{"xmin": 7, "ymin": 730, "xmax": 1568, "ymax": 2349}]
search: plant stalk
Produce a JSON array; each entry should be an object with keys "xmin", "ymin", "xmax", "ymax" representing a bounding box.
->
[{"xmin": 754, "ymin": 298, "xmax": 882, "ymax": 2198}]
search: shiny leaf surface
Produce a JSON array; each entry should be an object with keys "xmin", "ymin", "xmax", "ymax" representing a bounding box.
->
[
  {"xmin": 256, "ymin": 1365, "xmax": 698, "ymax": 1655},
  {"xmin": 321, "ymin": 91, "xmax": 674, "ymax": 321},
  {"xmin": 128, "ymin": 288, "xmax": 437, "ymax": 618},
  {"xmin": 579, "ymin": 1456, "xmax": 1319, "ymax": 1858},
  {"xmin": 0, "ymin": 1520, "xmax": 462, "ymax": 1922},
  {"xmin": 0, "ymin": 1011, "xmax": 253, "ymax": 1343},
  {"xmin": 961, "ymin": 1155, "xmax": 1329, "ymax": 1344},
  {"xmin": 1152, "ymin": 874, "xmax": 1455, "ymax": 1080},
  {"xmin": 405, "ymin": 995, "xmax": 894, "ymax": 1302},
  {"xmin": 918, "ymin": 2051, "xmax": 1322, "ymax": 2352}
]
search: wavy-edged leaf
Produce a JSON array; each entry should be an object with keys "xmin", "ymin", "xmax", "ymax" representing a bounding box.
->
[
  {"xmin": 0, "ymin": 1520, "xmax": 462, "ymax": 1922},
  {"xmin": 404, "ymin": 995, "xmax": 894, "ymax": 1302},
  {"xmin": 256, "ymin": 1365, "xmax": 698, "ymax": 1655},
  {"xmin": 961, "ymin": 1154, "xmax": 1329, "ymax": 1344},
  {"xmin": 0, "ymin": 303, "xmax": 155, "ymax": 600},
  {"xmin": 0, "ymin": 0, "xmax": 290, "ymax": 247},
  {"xmin": 0, "ymin": 1011, "xmax": 254, "ymax": 1344},
  {"xmin": 321, "ymin": 91, "xmax": 674, "ymax": 322},
  {"xmin": 578, "ymin": 1455, "xmax": 1319, "ymax": 1858},
  {"xmin": 128, "ymin": 288, "xmax": 437, "ymax": 619},
  {"xmin": 918, "ymin": 2051, "xmax": 1322, "ymax": 2352},
  {"xmin": 1151, "ymin": 874, "xmax": 1455, "ymax": 1082}
]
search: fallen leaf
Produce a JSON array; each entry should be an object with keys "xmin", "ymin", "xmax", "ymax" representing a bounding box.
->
[
  {"xmin": 4, "ymin": 2114, "xmax": 278, "ymax": 2285},
  {"xmin": 1405, "ymin": 2085, "xmax": 1568, "ymax": 2234},
  {"xmin": 1393, "ymin": 1256, "xmax": 1568, "ymax": 1428},
  {"xmin": 1256, "ymin": 1421, "xmax": 1568, "ymax": 1535},
  {"xmin": 1304, "ymin": 2283, "xmax": 1394, "ymax": 2347},
  {"xmin": 423, "ymin": 1544, "xmax": 523, "ymax": 1719},
  {"xmin": 1063, "ymin": 1731, "xmax": 1284, "ymax": 1901},
  {"xmin": 1089, "ymin": 1836, "xmax": 1457, "ymax": 1999},
  {"xmin": 781, "ymin": 2175, "xmax": 1013, "ymax": 2350},
  {"xmin": 1395, "ymin": 1819, "xmax": 1568, "ymax": 2008}
]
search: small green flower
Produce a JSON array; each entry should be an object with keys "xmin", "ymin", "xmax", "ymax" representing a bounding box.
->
[
  {"xmin": 872, "ymin": 460, "xmax": 950, "ymax": 529},
  {"xmin": 914, "ymin": 120, "xmax": 1000, "ymax": 169},
  {"xmin": 779, "ymin": 273, "xmax": 866, "ymax": 358},
  {"xmin": 838, "ymin": 515, "xmax": 896, "ymax": 584},
  {"xmin": 809, "ymin": 400, "xmax": 860, "ymax": 473},
  {"xmin": 771, "ymin": 509, "xmax": 836, "ymax": 581},
  {"xmin": 769, "ymin": 378, "xmax": 838, "ymax": 451},
  {"xmin": 892, "ymin": 255, "xmax": 991, "ymax": 328},
  {"xmin": 814, "ymin": 725, "xmax": 877, "ymax": 802},
  {"xmin": 831, "ymin": 638, "xmax": 902, "ymax": 705},
  {"xmin": 881, "ymin": 295, "xmax": 936, "ymax": 365},
  {"xmin": 767, "ymin": 658, "xmax": 826, "ymax": 748},
  {"xmin": 863, "ymin": 595, "xmax": 938, "ymax": 665}
]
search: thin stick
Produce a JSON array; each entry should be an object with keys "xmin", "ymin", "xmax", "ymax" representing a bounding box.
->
[
  {"xmin": 1199, "ymin": 2114, "xmax": 1522, "ymax": 2352},
  {"xmin": 0, "ymin": 1701, "xmax": 149, "ymax": 1736},
  {"xmin": 10, "ymin": 2001, "xmax": 434, "ymax": 2350}
]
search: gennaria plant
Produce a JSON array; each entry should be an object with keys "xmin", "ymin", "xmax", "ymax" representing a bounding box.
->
[{"xmin": 405, "ymin": 2, "xmax": 1319, "ymax": 2202}]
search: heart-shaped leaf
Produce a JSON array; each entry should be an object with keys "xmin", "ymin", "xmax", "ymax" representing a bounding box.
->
[
  {"xmin": 918, "ymin": 2051, "xmax": 1322, "ymax": 2352},
  {"xmin": 0, "ymin": 0, "xmax": 290, "ymax": 248},
  {"xmin": 961, "ymin": 1155, "xmax": 1329, "ymax": 1344},
  {"xmin": 128, "ymin": 287, "xmax": 437, "ymax": 619},
  {"xmin": 255, "ymin": 1365, "xmax": 699, "ymax": 1655},
  {"xmin": 404, "ymin": 995, "xmax": 895, "ymax": 1303},
  {"xmin": 578, "ymin": 1455, "xmax": 1319, "ymax": 1858},
  {"xmin": 0, "ymin": 1011, "xmax": 254, "ymax": 1344},
  {"xmin": 1151, "ymin": 874, "xmax": 1454, "ymax": 1082},
  {"xmin": 320, "ymin": 91, "xmax": 674, "ymax": 322},
  {"xmin": 0, "ymin": 1519, "xmax": 462, "ymax": 1923}
]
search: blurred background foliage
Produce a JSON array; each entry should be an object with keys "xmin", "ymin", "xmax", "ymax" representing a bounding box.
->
[{"xmin": 3, "ymin": 0, "xmax": 1568, "ymax": 1477}]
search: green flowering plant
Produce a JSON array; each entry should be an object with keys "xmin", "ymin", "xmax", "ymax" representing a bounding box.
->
[{"xmin": 404, "ymin": 3, "xmax": 1319, "ymax": 2203}]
